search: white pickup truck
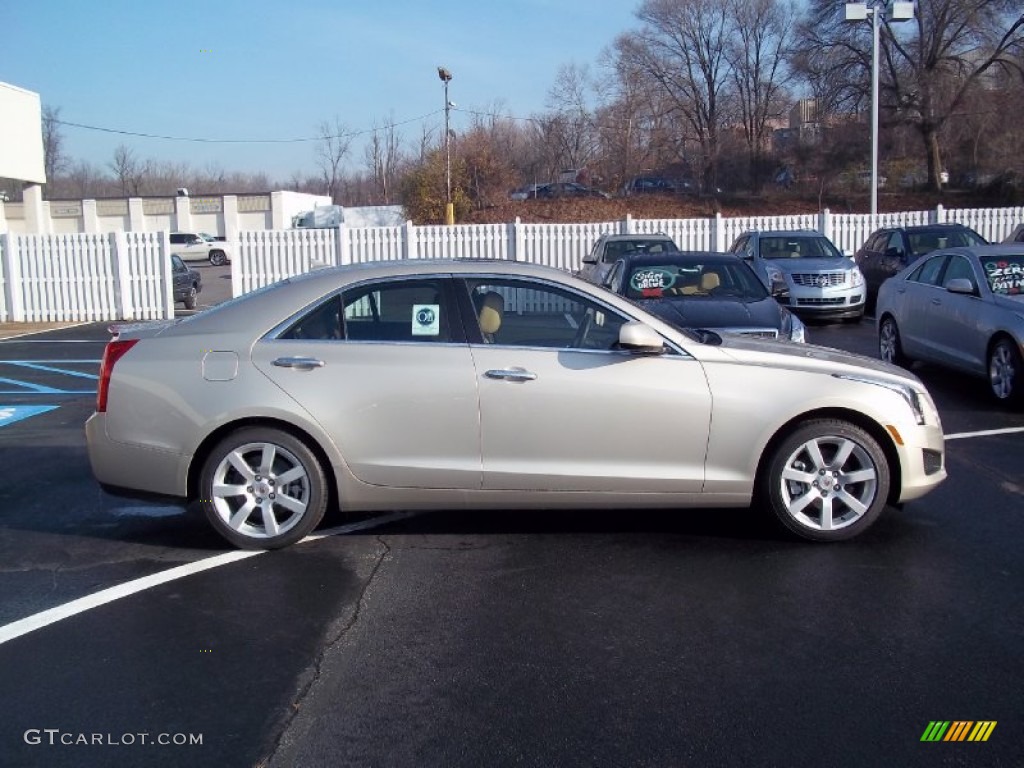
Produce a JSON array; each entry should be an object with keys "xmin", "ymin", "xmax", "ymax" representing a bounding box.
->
[{"xmin": 169, "ymin": 232, "xmax": 232, "ymax": 266}]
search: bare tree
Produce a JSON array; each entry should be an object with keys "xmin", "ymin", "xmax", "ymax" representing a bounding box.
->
[
  {"xmin": 363, "ymin": 115, "xmax": 403, "ymax": 204},
  {"xmin": 109, "ymin": 144, "xmax": 148, "ymax": 196},
  {"xmin": 41, "ymin": 105, "xmax": 68, "ymax": 195},
  {"xmin": 725, "ymin": 0, "xmax": 796, "ymax": 190},
  {"xmin": 797, "ymin": 0, "xmax": 1024, "ymax": 189},
  {"xmin": 315, "ymin": 117, "xmax": 353, "ymax": 203},
  {"xmin": 544, "ymin": 63, "xmax": 603, "ymax": 175},
  {"xmin": 622, "ymin": 0, "xmax": 733, "ymax": 192}
]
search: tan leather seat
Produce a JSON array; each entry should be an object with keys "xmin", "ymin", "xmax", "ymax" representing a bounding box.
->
[
  {"xmin": 478, "ymin": 291, "xmax": 504, "ymax": 342},
  {"xmin": 700, "ymin": 272, "xmax": 720, "ymax": 292}
]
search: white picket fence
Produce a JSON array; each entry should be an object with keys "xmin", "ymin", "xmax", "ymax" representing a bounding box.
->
[
  {"xmin": 2, "ymin": 204, "xmax": 1022, "ymax": 322},
  {"xmin": 233, "ymin": 205, "xmax": 1024, "ymax": 295},
  {"xmin": 0, "ymin": 232, "xmax": 174, "ymax": 323}
]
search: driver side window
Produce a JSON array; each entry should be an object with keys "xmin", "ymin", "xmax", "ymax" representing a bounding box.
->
[{"xmin": 463, "ymin": 278, "xmax": 629, "ymax": 350}]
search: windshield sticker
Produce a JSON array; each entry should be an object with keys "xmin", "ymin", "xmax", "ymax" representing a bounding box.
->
[
  {"xmin": 630, "ymin": 268, "xmax": 676, "ymax": 297},
  {"xmin": 412, "ymin": 304, "xmax": 440, "ymax": 335},
  {"xmin": 982, "ymin": 259, "xmax": 1024, "ymax": 295}
]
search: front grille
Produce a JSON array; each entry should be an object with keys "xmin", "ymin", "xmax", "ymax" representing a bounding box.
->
[
  {"xmin": 726, "ymin": 327, "xmax": 779, "ymax": 339},
  {"xmin": 796, "ymin": 297, "xmax": 846, "ymax": 306},
  {"xmin": 791, "ymin": 272, "xmax": 847, "ymax": 287}
]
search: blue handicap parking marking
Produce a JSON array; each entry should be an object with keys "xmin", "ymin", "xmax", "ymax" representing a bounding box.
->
[
  {"xmin": 0, "ymin": 405, "xmax": 59, "ymax": 427},
  {"xmin": 0, "ymin": 360, "xmax": 100, "ymax": 395}
]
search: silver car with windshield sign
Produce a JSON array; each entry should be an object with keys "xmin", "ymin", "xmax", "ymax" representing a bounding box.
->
[
  {"xmin": 877, "ymin": 244, "xmax": 1024, "ymax": 406},
  {"xmin": 86, "ymin": 259, "xmax": 945, "ymax": 550}
]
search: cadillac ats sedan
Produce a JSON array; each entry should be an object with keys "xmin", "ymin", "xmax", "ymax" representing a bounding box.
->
[{"xmin": 86, "ymin": 259, "xmax": 946, "ymax": 549}]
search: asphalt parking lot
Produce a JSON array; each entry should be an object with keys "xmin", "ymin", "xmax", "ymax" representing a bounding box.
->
[{"xmin": 0, "ymin": 300, "xmax": 1021, "ymax": 768}]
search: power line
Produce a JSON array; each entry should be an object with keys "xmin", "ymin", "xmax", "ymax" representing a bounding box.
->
[{"xmin": 52, "ymin": 110, "xmax": 445, "ymax": 144}]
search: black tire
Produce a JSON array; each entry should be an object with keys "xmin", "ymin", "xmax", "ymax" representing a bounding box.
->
[
  {"xmin": 199, "ymin": 427, "xmax": 328, "ymax": 550},
  {"xmin": 761, "ymin": 419, "xmax": 890, "ymax": 542},
  {"xmin": 183, "ymin": 284, "xmax": 198, "ymax": 310},
  {"xmin": 988, "ymin": 336, "xmax": 1024, "ymax": 408},
  {"xmin": 209, "ymin": 250, "xmax": 228, "ymax": 267},
  {"xmin": 878, "ymin": 315, "xmax": 909, "ymax": 367}
]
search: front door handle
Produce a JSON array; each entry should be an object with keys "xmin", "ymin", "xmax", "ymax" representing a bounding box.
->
[
  {"xmin": 272, "ymin": 356, "xmax": 325, "ymax": 370},
  {"xmin": 485, "ymin": 368, "xmax": 537, "ymax": 382}
]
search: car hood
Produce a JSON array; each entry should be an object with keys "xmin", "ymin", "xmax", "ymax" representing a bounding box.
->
[
  {"xmin": 992, "ymin": 293, "xmax": 1024, "ymax": 310},
  {"xmin": 709, "ymin": 333, "xmax": 921, "ymax": 385},
  {"xmin": 768, "ymin": 257, "xmax": 854, "ymax": 273},
  {"xmin": 642, "ymin": 296, "xmax": 782, "ymax": 330}
]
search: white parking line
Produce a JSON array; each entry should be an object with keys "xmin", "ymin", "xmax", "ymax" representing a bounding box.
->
[
  {"xmin": 0, "ymin": 510, "xmax": 421, "ymax": 647},
  {"xmin": 945, "ymin": 426, "xmax": 1024, "ymax": 441}
]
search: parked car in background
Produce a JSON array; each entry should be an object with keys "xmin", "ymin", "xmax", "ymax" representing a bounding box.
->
[
  {"xmin": 86, "ymin": 259, "xmax": 945, "ymax": 549},
  {"xmin": 578, "ymin": 233, "xmax": 679, "ymax": 285},
  {"xmin": 727, "ymin": 230, "xmax": 866, "ymax": 321},
  {"xmin": 170, "ymin": 231, "xmax": 232, "ymax": 266},
  {"xmin": 622, "ymin": 176, "xmax": 694, "ymax": 196},
  {"xmin": 854, "ymin": 223, "xmax": 987, "ymax": 303},
  {"xmin": 170, "ymin": 253, "xmax": 202, "ymax": 310},
  {"xmin": 594, "ymin": 251, "xmax": 806, "ymax": 342},
  {"xmin": 876, "ymin": 244, "xmax": 1024, "ymax": 407},
  {"xmin": 509, "ymin": 183, "xmax": 545, "ymax": 201},
  {"xmin": 530, "ymin": 182, "xmax": 609, "ymax": 200},
  {"xmin": 1002, "ymin": 223, "xmax": 1024, "ymax": 243}
]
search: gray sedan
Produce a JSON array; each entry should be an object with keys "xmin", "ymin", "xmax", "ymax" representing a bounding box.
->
[
  {"xmin": 876, "ymin": 244, "xmax": 1024, "ymax": 406},
  {"xmin": 87, "ymin": 259, "xmax": 945, "ymax": 549}
]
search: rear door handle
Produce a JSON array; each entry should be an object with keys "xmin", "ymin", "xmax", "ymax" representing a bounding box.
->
[
  {"xmin": 272, "ymin": 356, "xmax": 325, "ymax": 370},
  {"xmin": 485, "ymin": 368, "xmax": 537, "ymax": 382}
]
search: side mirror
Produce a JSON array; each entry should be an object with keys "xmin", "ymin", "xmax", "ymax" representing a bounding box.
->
[
  {"xmin": 945, "ymin": 277, "xmax": 976, "ymax": 296},
  {"xmin": 618, "ymin": 321, "xmax": 665, "ymax": 355}
]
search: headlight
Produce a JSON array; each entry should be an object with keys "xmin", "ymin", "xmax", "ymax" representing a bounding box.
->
[
  {"xmin": 764, "ymin": 264, "xmax": 788, "ymax": 293},
  {"xmin": 850, "ymin": 267, "xmax": 865, "ymax": 287},
  {"xmin": 834, "ymin": 374, "xmax": 929, "ymax": 425}
]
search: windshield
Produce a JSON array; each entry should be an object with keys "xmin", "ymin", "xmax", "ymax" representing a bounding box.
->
[
  {"xmin": 759, "ymin": 236, "xmax": 843, "ymax": 259},
  {"xmin": 980, "ymin": 254, "xmax": 1024, "ymax": 297},
  {"xmin": 624, "ymin": 261, "xmax": 768, "ymax": 301},
  {"xmin": 908, "ymin": 228, "xmax": 986, "ymax": 256}
]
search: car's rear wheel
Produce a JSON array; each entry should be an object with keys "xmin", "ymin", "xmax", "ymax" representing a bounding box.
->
[
  {"xmin": 209, "ymin": 250, "xmax": 228, "ymax": 267},
  {"xmin": 200, "ymin": 427, "xmax": 328, "ymax": 549},
  {"xmin": 988, "ymin": 337, "xmax": 1023, "ymax": 407},
  {"xmin": 878, "ymin": 315, "xmax": 909, "ymax": 367},
  {"xmin": 762, "ymin": 419, "xmax": 890, "ymax": 541},
  {"xmin": 183, "ymin": 285, "xmax": 198, "ymax": 310}
]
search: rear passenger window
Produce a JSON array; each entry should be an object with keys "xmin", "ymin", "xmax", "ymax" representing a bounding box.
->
[
  {"xmin": 342, "ymin": 279, "xmax": 452, "ymax": 342},
  {"xmin": 907, "ymin": 255, "xmax": 946, "ymax": 286}
]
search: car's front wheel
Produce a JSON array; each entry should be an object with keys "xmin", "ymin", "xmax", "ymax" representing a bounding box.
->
[
  {"xmin": 988, "ymin": 336, "xmax": 1023, "ymax": 407},
  {"xmin": 878, "ymin": 315, "xmax": 909, "ymax": 367},
  {"xmin": 209, "ymin": 250, "xmax": 228, "ymax": 267},
  {"xmin": 199, "ymin": 427, "xmax": 328, "ymax": 549},
  {"xmin": 762, "ymin": 420, "xmax": 890, "ymax": 541}
]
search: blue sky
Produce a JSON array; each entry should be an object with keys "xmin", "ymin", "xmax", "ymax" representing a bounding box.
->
[{"xmin": 2, "ymin": 0, "xmax": 641, "ymax": 182}]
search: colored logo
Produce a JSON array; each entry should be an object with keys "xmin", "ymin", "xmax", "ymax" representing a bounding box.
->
[{"xmin": 920, "ymin": 721, "xmax": 996, "ymax": 742}]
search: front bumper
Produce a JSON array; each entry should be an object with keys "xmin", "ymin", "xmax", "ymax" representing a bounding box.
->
[{"xmin": 779, "ymin": 285, "xmax": 865, "ymax": 318}]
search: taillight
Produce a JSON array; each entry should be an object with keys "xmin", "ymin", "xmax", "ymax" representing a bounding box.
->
[{"xmin": 96, "ymin": 339, "xmax": 139, "ymax": 413}]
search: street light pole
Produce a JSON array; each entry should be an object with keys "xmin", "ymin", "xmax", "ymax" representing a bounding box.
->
[
  {"xmin": 437, "ymin": 66, "xmax": 454, "ymax": 226},
  {"xmin": 844, "ymin": 2, "xmax": 914, "ymax": 218}
]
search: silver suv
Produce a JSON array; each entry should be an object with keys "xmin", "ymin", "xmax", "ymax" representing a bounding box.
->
[
  {"xmin": 728, "ymin": 230, "xmax": 866, "ymax": 321},
  {"xmin": 579, "ymin": 233, "xmax": 678, "ymax": 285}
]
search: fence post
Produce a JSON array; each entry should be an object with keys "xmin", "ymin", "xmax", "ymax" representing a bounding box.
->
[
  {"xmin": 511, "ymin": 217, "xmax": 523, "ymax": 261},
  {"xmin": 336, "ymin": 222, "xmax": 349, "ymax": 266},
  {"xmin": 2, "ymin": 234, "xmax": 25, "ymax": 322},
  {"xmin": 112, "ymin": 230, "xmax": 134, "ymax": 320},
  {"xmin": 622, "ymin": 213, "xmax": 634, "ymax": 235},
  {"xmin": 934, "ymin": 204, "xmax": 945, "ymax": 224},
  {"xmin": 160, "ymin": 232, "xmax": 174, "ymax": 319},
  {"xmin": 820, "ymin": 208, "xmax": 832, "ymax": 241},
  {"xmin": 128, "ymin": 198, "xmax": 145, "ymax": 231},
  {"xmin": 712, "ymin": 212, "xmax": 725, "ymax": 251},
  {"xmin": 404, "ymin": 220, "xmax": 418, "ymax": 260}
]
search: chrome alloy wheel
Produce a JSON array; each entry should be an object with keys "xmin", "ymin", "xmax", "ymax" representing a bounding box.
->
[
  {"xmin": 988, "ymin": 340, "xmax": 1019, "ymax": 401},
  {"xmin": 778, "ymin": 435, "xmax": 879, "ymax": 532},
  {"xmin": 878, "ymin": 319, "xmax": 899, "ymax": 364},
  {"xmin": 210, "ymin": 441, "xmax": 311, "ymax": 540}
]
